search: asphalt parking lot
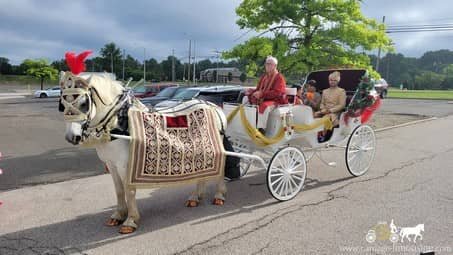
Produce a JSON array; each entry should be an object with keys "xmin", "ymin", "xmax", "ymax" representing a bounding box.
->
[{"xmin": 0, "ymin": 96, "xmax": 452, "ymax": 191}]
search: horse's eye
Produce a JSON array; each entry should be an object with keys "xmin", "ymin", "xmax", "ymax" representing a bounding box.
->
[
  {"xmin": 75, "ymin": 81, "xmax": 84, "ymax": 88},
  {"xmin": 80, "ymin": 101, "xmax": 89, "ymax": 113}
]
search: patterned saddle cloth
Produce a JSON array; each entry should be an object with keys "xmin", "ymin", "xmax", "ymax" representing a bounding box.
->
[{"xmin": 127, "ymin": 101, "xmax": 226, "ymax": 187}]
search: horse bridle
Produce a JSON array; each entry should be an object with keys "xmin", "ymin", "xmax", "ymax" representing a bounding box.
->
[
  {"xmin": 60, "ymin": 72, "xmax": 93, "ymax": 122},
  {"xmin": 59, "ymin": 72, "xmax": 130, "ymax": 142}
]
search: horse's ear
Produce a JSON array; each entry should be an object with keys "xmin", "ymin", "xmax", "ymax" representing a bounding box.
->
[
  {"xmin": 59, "ymin": 71, "xmax": 66, "ymax": 88},
  {"xmin": 85, "ymin": 76, "xmax": 92, "ymax": 87}
]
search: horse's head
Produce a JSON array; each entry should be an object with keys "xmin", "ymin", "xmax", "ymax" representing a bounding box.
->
[{"xmin": 59, "ymin": 71, "xmax": 125, "ymax": 145}]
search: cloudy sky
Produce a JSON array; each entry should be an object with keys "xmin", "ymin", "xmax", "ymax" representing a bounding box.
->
[{"xmin": 1, "ymin": 0, "xmax": 453, "ymax": 64}]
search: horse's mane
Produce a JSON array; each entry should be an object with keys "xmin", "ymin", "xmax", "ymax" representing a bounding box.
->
[{"xmin": 80, "ymin": 73, "xmax": 125, "ymax": 106}]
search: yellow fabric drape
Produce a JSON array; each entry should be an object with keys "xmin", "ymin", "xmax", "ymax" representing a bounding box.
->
[
  {"xmin": 239, "ymin": 106, "xmax": 286, "ymax": 147},
  {"xmin": 292, "ymin": 116, "xmax": 333, "ymax": 132},
  {"xmin": 227, "ymin": 104, "xmax": 241, "ymax": 124},
  {"xmin": 226, "ymin": 104, "xmax": 333, "ymax": 147}
]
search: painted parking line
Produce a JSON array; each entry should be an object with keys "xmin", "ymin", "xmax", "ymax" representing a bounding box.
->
[
  {"xmin": 375, "ymin": 117, "xmax": 438, "ymax": 132},
  {"xmin": 0, "ymin": 96, "xmax": 26, "ymax": 100}
]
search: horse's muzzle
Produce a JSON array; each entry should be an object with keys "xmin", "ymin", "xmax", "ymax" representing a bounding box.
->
[{"xmin": 65, "ymin": 134, "xmax": 82, "ymax": 145}]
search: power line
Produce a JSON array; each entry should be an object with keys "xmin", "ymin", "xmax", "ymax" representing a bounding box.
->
[
  {"xmin": 388, "ymin": 24, "xmax": 453, "ymax": 28},
  {"xmin": 385, "ymin": 23, "xmax": 453, "ymax": 33},
  {"xmin": 233, "ymin": 29, "xmax": 253, "ymax": 42},
  {"xmin": 387, "ymin": 17, "xmax": 453, "ymax": 26},
  {"xmin": 387, "ymin": 28, "xmax": 453, "ymax": 33}
]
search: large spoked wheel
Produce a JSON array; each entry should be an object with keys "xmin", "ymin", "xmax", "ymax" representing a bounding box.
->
[
  {"xmin": 345, "ymin": 125, "xmax": 376, "ymax": 176},
  {"xmin": 267, "ymin": 146, "xmax": 307, "ymax": 201}
]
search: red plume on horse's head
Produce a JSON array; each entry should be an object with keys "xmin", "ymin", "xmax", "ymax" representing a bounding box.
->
[{"xmin": 65, "ymin": 50, "xmax": 92, "ymax": 75}]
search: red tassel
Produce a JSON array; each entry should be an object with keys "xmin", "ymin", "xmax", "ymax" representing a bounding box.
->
[{"xmin": 65, "ymin": 50, "xmax": 92, "ymax": 75}]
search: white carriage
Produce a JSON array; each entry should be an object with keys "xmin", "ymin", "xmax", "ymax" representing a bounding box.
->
[{"xmin": 223, "ymin": 69, "xmax": 378, "ymax": 201}]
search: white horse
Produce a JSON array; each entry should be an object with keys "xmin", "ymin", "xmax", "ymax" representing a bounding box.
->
[
  {"xmin": 400, "ymin": 224, "xmax": 424, "ymax": 243},
  {"xmin": 59, "ymin": 71, "xmax": 227, "ymax": 234}
]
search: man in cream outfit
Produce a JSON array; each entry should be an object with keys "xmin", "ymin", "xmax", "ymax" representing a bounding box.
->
[{"xmin": 314, "ymin": 71, "xmax": 346, "ymax": 126}]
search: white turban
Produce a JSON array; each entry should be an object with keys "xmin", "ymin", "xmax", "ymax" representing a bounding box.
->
[
  {"xmin": 329, "ymin": 71, "xmax": 341, "ymax": 82},
  {"xmin": 265, "ymin": 56, "xmax": 278, "ymax": 65}
]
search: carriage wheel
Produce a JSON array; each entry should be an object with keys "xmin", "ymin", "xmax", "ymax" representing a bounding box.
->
[
  {"xmin": 345, "ymin": 125, "xmax": 376, "ymax": 177},
  {"xmin": 266, "ymin": 146, "xmax": 307, "ymax": 201}
]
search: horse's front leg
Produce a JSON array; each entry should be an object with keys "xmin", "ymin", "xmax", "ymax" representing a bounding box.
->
[
  {"xmin": 119, "ymin": 185, "xmax": 140, "ymax": 234},
  {"xmin": 105, "ymin": 162, "xmax": 127, "ymax": 226},
  {"xmin": 185, "ymin": 180, "xmax": 207, "ymax": 207},
  {"xmin": 213, "ymin": 176, "xmax": 226, "ymax": 206}
]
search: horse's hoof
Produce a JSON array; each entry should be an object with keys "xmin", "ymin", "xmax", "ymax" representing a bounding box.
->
[
  {"xmin": 119, "ymin": 226, "xmax": 136, "ymax": 234},
  {"xmin": 212, "ymin": 198, "xmax": 224, "ymax": 206},
  {"xmin": 105, "ymin": 218, "xmax": 123, "ymax": 226},
  {"xmin": 185, "ymin": 200, "xmax": 199, "ymax": 207}
]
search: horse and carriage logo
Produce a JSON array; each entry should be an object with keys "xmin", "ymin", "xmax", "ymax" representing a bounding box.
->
[{"xmin": 366, "ymin": 219, "xmax": 424, "ymax": 243}]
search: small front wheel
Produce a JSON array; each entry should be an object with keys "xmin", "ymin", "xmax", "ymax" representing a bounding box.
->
[
  {"xmin": 39, "ymin": 93, "xmax": 48, "ymax": 98},
  {"xmin": 267, "ymin": 146, "xmax": 307, "ymax": 201}
]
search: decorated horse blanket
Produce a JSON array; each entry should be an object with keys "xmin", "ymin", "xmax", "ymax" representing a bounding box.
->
[{"xmin": 127, "ymin": 101, "xmax": 226, "ymax": 187}]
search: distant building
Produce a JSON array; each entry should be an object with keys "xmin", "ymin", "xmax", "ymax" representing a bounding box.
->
[{"xmin": 200, "ymin": 67, "xmax": 243, "ymax": 83}]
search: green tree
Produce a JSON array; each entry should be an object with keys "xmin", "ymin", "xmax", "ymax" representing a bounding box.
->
[
  {"xmin": 0, "ymin": 57, "xmax": 13, "ymax": 74},
  {"xmin": 225, "ymin": 0, "xmax": 392, "ymax": 77},
  {"xmin": 440, "ymin": 64, "xmax": 453, "ymax": 89},
  {"xmin": 51, "ymin": 59, "xmax": 68, "ymax": 71},
  {"xmin": 399, "ymin": 72, "xmax": 414, "ymax": 89},
  {"xmin": 239, "ymin": 72, "xmax": 247, "ymax": 83},
  {"xmin": 99, "ymin": 42, "xmax": 123, "ymax": 77},
  {"xmin": 22, "ymin": 59, "xmax": 58, "ymax": 90},
  {"xmin": 148, "ymin": 58, "xmax": 164, "ymax": 81},
  {"xmin": 418, "ymin": 49, "xmax": 453, "ymax": 72},
  {"xmin": 160, "ymin": 56, "xmax": 183, "ymax": 81},
  {"xmin": 414, "ymin": 71, "xmax": 445, "ymax": 90}
]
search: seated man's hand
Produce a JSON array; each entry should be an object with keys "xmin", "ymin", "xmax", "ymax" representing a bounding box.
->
[
  {"xmin": 252, "ymin": 90, "xmax": 263, "ymax": 99},
  {"xmin": 244, "ymin": 88, "xmax": 254, "ymax": 96}
]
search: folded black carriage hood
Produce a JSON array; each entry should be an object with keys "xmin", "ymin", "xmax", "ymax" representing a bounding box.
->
[{"xmin": 305, "ymin": 69, "xmax": 367, "ymax": 92}]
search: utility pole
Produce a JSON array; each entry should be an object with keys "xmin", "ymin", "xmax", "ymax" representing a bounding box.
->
[
  {"xmin": 386, "ymin": 55, "xmax": 390, "ymax": 81},
  {"xmin": 214, "ymin": 50, "xmax": 221, "ymax": 83},
  {"xmin": 122, "ymin": 49, "xmax": 125, "ymax": 80},
  {"xmin": 143, "ymin": 48, "xmax": 146, "ymax": 82},
  {"xmin": 171, "ymin": 49, "xmax": 175, "ymax": 82},
  {"xmin": 192, "ymin": 41, "xmax": 196, "ymax": 84},
  {"xmin": 375, "ymin": 15, "xmax": 386, "ymax": 74},
  {"xmin": 110, "ymin": 53, "xmax": 114, "ymax": 74},
  {"xmin": 188, "ymin": 40, "xmax": 191, "ymax": 83},
  {"xmin": 183, "ymin": 60, "xmax": 186, "ymax": 82}
]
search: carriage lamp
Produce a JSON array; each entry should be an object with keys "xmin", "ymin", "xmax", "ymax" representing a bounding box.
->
[{"xmin": 285, "ymin": 111, "xmax": 294, "ymax": 129}]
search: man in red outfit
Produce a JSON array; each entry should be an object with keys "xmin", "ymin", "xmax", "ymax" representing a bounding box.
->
[{"xmin": 246, "ymin": 56, "xmax": 287, "ymax": 130}]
